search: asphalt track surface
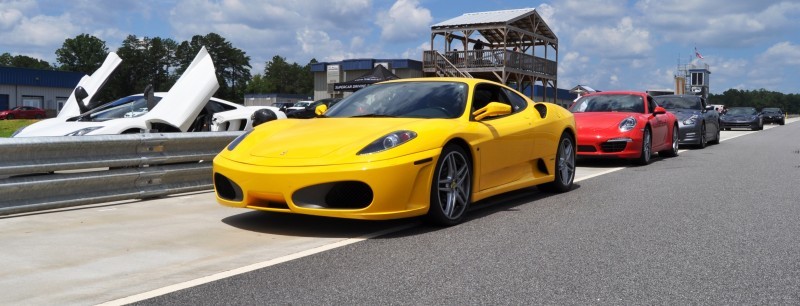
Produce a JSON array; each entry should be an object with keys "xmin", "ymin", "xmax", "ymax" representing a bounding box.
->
[{"xmin": 131, "ymin": 122, "xmax": 800, "ymax": 305}]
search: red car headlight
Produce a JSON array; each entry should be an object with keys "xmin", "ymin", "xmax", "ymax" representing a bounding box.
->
[{"xmin": 618, "ymin": 116, "xmax": 637, "ymax": 132}]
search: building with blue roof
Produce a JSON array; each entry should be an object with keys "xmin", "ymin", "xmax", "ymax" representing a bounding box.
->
[{"xmin": 0, "ymin": 66, "xmax": 84, "ymax": 116}]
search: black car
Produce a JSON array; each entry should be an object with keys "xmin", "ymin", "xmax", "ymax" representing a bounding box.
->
[
  {"xmin": 761, "ymin": 107, "xmax": 785, "ymax": 125},
  {"xmin": 273, "ymin": 102, "xmax": 295, "ymax": 113},
  {"xmin": 286, "ymin": 98, "xmax": 342, "ymax": 119},
  {"xmin": 654, "ymin": 94, "xmax": 720, "ymax": 148},
  {"xmin": 720, "ymin": 107, "xmax": 763, "ymax": 131}
]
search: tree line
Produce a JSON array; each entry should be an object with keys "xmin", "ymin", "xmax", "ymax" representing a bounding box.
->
[
  {"xmin": 0, "ymin": 33, "xmax": 315, "ymax": 104},
  {"xmin": 709, "ymin": 89, "xmax": 800, "ymax": 114}
]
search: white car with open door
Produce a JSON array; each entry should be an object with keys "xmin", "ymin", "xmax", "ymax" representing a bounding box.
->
[{"xmin": 13, "ymin": 47, "xmax": 285, "ymax": 137}]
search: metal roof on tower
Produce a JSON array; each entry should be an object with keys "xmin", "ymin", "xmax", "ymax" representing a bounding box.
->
[{"xmin": 431, "ymin": 8, "xmax": 557, "ymax": 45}]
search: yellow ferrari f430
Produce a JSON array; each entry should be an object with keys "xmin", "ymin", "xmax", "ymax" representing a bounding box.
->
[{"xmin": 213, "ymin": 78, "xmax": 576, "ymax": 225}]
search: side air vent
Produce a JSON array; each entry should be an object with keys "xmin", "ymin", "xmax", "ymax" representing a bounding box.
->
[{"xmin": 534, "ymin": 103, "xmax": 547, "ymax": 118}]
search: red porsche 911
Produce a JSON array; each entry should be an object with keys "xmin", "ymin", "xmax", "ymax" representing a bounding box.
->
[{"xmin": 569, "ymin": 91, "xmax": 679, "ymax": 165}]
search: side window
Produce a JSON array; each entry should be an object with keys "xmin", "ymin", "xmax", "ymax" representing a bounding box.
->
[
  {"xmin": 502, "ymin": 88, "xmax": 529, "ymax": 112},
  {"xmin": 647, "ymin": 96, "xmax": 658, "ymax": 113},
  {"xmin": 472, "ymin": 84, "xmax": 515, "ymax": 120}
]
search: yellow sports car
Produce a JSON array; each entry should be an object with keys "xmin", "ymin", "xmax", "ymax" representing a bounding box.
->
[{"xmin": 213, "ymin": 77, "xmax": 576, "ymax": 225}]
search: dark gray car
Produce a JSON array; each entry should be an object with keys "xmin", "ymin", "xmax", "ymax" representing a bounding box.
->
[{"xmin": 654, "ymin": 95, "xmax": 720, "ymax": 148}]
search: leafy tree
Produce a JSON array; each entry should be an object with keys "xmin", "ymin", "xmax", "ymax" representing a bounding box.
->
[
  {"xmin": 710, "ymin": 89, "xmax": 800, "ymax": 114},
  {"xmin": 100, "ymin": 35, "xmax": 178, "ymax": 102},
  {"xmin": 55, "ymin": 34, "xmax": 109, "ymax": 74},
  {"xmin": 260, "ymin": 56, "xmax": 314, "ymax": 95},
  {"xmin": 0, "ymin": 52, "xmax": 53, "ymax": 69},
  {"xmin": 245, "ymin": 74, "xmax": 275, "ymax": 94},
  {"xmin": 175, "ymin": 33, "xmax": 251, "ymax": 103},
  {"xmin": 0, "ymin": 53, "xmax": 12, "ymax": 66}
]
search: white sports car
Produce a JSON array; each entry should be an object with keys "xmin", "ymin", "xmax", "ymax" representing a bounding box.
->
[{"xmin": 13, "ymin": 47, "xmax": 285, "ymax": 137}]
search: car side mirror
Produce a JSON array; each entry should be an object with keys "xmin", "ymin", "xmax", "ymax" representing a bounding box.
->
[
  {"xmin": 74, "ymin": 86, "xmax": 90, "ymax": 114},
  {"xmin": 653, "ymin": 106, "xmax": 667, "ymax": 115},
  {"xmin": 144, "ymin": 84, "xmax": 156, "ymax": 111},
  {"xmin": 315, "ymin": 104, "xmax": 328, "ymax": 117},
  {"xmin": 473, "ymin": 102, "xmax": 512, "ymax": 120}
]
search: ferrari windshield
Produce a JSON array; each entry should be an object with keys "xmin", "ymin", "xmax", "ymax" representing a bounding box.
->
[
  {"xmin": 762, "ymin": 108, "xmax": 782, "ymax": 114},
  {"xmin": 570, "ymin": 94, "xmax": 645, "ymax": 113},
  {"xmin": 726, "ymin": 107, "xmax": 757, "ymax": 115},
  {"xmin": 654, "ymin": 96, "xmax": 700, "ymax": 110},
  {"xmin": 88, "ymin": 95, "xmax": 163, "ymax": 121},
  {"xmin": 325, "ymin": 81, "xmax": 468, "ymax": 119}
]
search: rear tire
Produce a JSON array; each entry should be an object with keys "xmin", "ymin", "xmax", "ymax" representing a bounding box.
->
[
  {"xmin": 539, "ymin": 132, "xmax": 575, "ymax": 193},
  {"xmin": 634, "ymin": 127, "xmax": 652, "ymax": 165},
  {"xmin": 427, "ymin": 144, "xmax": 472, "ymax": 226},
  {"xmin": 709, "ymin": 124, "xmax": 720, "ymax": 144}
]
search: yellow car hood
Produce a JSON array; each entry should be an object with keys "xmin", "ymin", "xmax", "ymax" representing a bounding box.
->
[{"xmin": 223, "ymin": 117, "xmax": 458, "ymax": 166}]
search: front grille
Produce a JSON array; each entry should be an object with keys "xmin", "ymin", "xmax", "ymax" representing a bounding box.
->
[
  {"xmin": 600, "ymin": 141, "xmax": 627, "ymax": 152},
  {"xmin": 724, "ymin": 122, "xmax": 753, "ymax": 127},
  {"xmin": 325, "ymin": 181, "xmax": 373, "ymax": 209},
  {"xmin": 578, "ymin": 145, "xmax": 597, "ymax": 152},
  {"xmin": 214, "ymin": 173, "xmax": 243, "ymax": 201},
  {"xmin": 293, "ymin": 181, "xmax": 374, "ymax": 209}
]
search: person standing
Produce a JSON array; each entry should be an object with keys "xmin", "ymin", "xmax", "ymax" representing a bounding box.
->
[{"xmin": 473, "ymin": 39, "xmax": 485, "ymax": 64}]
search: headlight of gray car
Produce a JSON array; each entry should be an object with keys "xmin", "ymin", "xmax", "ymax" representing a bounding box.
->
[{"xmin": 682, "ymin": 115, "xmax": 698, "ymax": 125}]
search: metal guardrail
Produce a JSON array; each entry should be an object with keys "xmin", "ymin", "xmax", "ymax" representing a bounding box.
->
[{"xmin": 0, "ymin": 132, "xmax": 241, "ymax": 216}]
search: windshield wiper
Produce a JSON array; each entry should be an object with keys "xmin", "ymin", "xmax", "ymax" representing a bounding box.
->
[{"xmin": 351, "ymin": 113, "xmax": 396, "ymax": 118}]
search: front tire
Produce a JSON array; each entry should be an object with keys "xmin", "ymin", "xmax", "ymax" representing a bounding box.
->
[
  {"xmin": 698, "ymin": 124, "xmax": 707, "ymax": 149},
  {"xmin": 634, "ymin": 127, "xmax": 652, "ymax": 165},
  {"xmin": 427, "ymin": 144, "xmax": 472, "ymax": 226},
  {"xmin": 6, "ymin": 114, "xmax": 13, "ymax": 120},
  {"xmin": 539, "ymin": 132, "xmax": 575, "ymax": 193},
  {"xmin": 660, "ymin": 124, "xmax": 679, "ymax": 157}
]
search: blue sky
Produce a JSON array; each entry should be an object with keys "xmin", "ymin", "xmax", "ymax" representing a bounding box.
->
[{"xmin": 2, "ymin": 0, "xmax": 799, "ymax": 94}]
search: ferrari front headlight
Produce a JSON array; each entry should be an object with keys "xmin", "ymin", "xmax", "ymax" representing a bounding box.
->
[
  {"xmin": 65, "ymin": 126, "xmax": 103, "ymax": 136},
  {"xmin": 357, "ymin": 130, "xmax": 417, "ymax": 155},
  {"xmin": 227, "ymin": 130, "xmax": 252, "ymax": 151},
  {"xmin": 618, "ymin": 116, "xmax": 637, "ymax": 132}
]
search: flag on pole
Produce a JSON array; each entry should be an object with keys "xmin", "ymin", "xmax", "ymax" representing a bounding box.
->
[{"xmin": 694, "ymin": 47, "xmax": 704, "ymax": 59}]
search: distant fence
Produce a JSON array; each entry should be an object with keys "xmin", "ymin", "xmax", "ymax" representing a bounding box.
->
[{"xmin": 0, "ymin": 132, "xmax": 241, "ymax": 216}]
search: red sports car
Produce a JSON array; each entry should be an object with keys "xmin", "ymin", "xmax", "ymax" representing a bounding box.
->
[
  {"xmin": 0, "ymin": 106, "xmax": 46, "ymax": 120},
  {"xmin": 569, "ymin": 91, "xmax": 679, "ymax": 165}
]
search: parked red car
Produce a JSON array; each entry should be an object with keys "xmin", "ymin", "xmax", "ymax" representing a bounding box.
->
[
  {"xmin": 569, "ymin": 91, "xmax": 679, "ymax": 165},
  {"xmin": 0, "ymin": 106, "xmax": 46, "ymax": 120}
]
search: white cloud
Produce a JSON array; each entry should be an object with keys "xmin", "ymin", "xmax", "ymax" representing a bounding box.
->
[
  {"xmin": 638, "ymin": 1, "xmax": 800, "ymax": 47},
  {"xmin": 572, "ymin": 17, "xmax": 652, "ymax": 58},
  {"xmin": 0, "ymin": 12, "xmax": 79, "ymax": 48},
  {"xmin": 0, "ymin": 7, "xmax": 24, "ymax": 30},
  {"xmin": 375, "ymin": 0, "xmax": 432, "ymax": 42},
  {"xmin": 758, "ymin": 41, "xmax": 800, "ymax": 65},
  {"xmin": 400, "ymin": 41, "xmax": 430, "ymax": 60}
]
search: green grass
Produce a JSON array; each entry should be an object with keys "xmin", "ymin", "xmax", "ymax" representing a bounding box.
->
[{"xmin": 0, "ymin": 119, "xmax": 38, "ymax": 138}]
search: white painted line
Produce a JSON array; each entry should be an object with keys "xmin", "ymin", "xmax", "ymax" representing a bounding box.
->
[
  {"xmin": 575, "ymin": 167, "xmax": 626, "ymax": 183},
  {"xmin": 97, "ymin": 223, "xmax": 418, "ymax": 306}
]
